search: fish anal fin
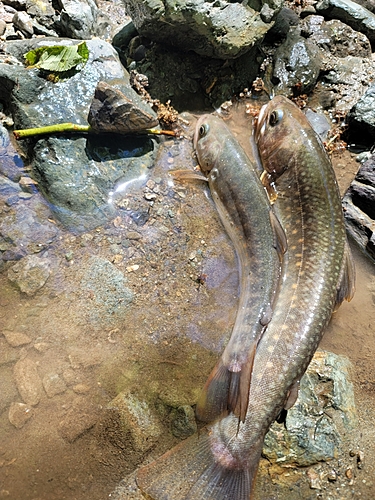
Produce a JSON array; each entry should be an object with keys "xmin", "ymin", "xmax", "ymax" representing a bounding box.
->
[
  {"xmin": 335, "ymin": 240, "xmax": 356, "ymax": 309},
  {"xmin": 269, "ymin": 208, "xmax": 287, "ymax": 259},
  {"xmin": 196, "ymin": 359, "xmax": 231, "ymax": 423},
  {"xmin": 196, "ymin": 345, "xmax": 256, "ymax": 424}
]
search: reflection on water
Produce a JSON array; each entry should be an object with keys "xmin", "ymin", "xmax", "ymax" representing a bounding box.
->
[{"xmin": 1, "ymin": 109, "xmax": 375, "ymax": 500}]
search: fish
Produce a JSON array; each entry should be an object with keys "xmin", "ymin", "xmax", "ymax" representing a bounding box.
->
[
  {"xmin": 135, "ymin": 99, "xmax": 355, "ymax": 500},
  {"xmin": 192, "ymin": 114, "xmax": 286, "ymax": 423}
]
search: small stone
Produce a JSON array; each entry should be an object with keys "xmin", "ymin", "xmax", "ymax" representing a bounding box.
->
[
  {"xmin": 7, "ymin": 255, "xmax": 51, "ymax": 296},
  {"xmin": 2, "ymin": 330, "xmax": 31, "ymax": 347},
  {"xmin": 126, "ymin": 231, "xmax": 142, "ymax": 240},
  {"xmin": 43, "ymin": 373, "xmax": 67, "ymax": 398},
  {"xmin": 144, "ymin": 192, "xmax": 157, "ymax": 201},
  {"xmin": 346, "ymin": 467, "xmax": 353, "ymax": 479},
  {"xmin": 170, "ymin": 405, "xmax": 197, "ymax": 439},
  {"xmin": 13, "ymin": 358, "xmax": 42, "ymax": 406},
  {"xmin": 8, "ymin": 402, "xmax": 33, "ymax": 429},
  {"xmin": 307, "ymin": 468, "xmax": 322, "ymax": 489},
  {"xmin": 72, "ymin": 384, "xmax": 91, "ymax": 394},
  {"xmin": 33, "ymin": 342, "xmax": 51, "ymax": 353},
  {"xmin": 65, "ymin": 251, "xmax": 74, "ymax": 261},
  {"xmin": 327, "ymin": 470, "xmax": 337, "ymax": 482},
  {"xmin": 126, "ymin": 264, "xmax": 139, "ymax": 272},
  {"xmin": 146, "ymin": 179, "xmax": 155, "ymax": 190}
]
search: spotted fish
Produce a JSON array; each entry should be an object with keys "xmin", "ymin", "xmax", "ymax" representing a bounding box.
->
[{"xmin": 135, "ymin": 98, "xmax": 355, "ymax": 499}]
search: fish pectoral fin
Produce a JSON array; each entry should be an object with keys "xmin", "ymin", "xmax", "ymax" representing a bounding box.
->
[
  {"xmin": 269, "ymin": 208, "xmax": 288, "ymax": 258},
  {"xmin": 335, "ymin": 240, "xmax": 356, "ymax": 309},
  {"xmin": 196, "ymin": 345, "xmax": 256, "ymax": 424},
  {"xmin": 284, "ymin": 380, "xmax": 300, "ymax": 410},
  {"xmin": 170, "ymin": 169, "xmax": 208, "ymax": 182}
]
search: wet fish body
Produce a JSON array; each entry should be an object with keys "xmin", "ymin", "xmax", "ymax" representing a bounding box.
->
[
  {"xmin": 136, "ymin": 99, "xmax": 355, "ymax": 500},
  {"xmin": 192, "ymin": 114, "xmax": 284, "ymax": 422}
]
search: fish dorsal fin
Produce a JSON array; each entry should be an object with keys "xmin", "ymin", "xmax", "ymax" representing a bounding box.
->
[
  {"xmin": 196, "ymin": 343, "xmax": 256, "ymax": 424},
  {"xmin": 269, "ymin": 208, "xmax": 287, "ymax": 259},
  {"xmin": 335, "ymin": 240, "xmax": 356, "ymax": 309}
]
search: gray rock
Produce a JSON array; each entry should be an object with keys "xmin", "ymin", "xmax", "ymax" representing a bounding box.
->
[
  {"xmin": 343, "ymin": 156, "xmax": 375, "ymax": 260},
  {"xmin": 301, "ymin": 16, "xmax": 372, "ymax": 58},
  {"xmin": 8, "ymin": 401, "xmax": 33, "ymax": 428},
  {"xmin": 272, "ymin": 29, "xmax": 322, "ymax": 95},
  {"xmin": 78, "ymin": 256, "xmax": 134, "ymax": 326},
  {"xmin": 263, "ymin": 351, "xmax": 358, "ymax": 466},
  {"xmin": 0, "ymin": 38, "xmax": 158, "ymax": 231},
  {"xmin": 25, "ymin": 0, "xmax": 56, "ymax": 31},
  {"xmin": 0, "ymin": 124, "xmax": 24, "ymax": 182},
  {"xmin": 122, "ymin": 0, "xmax": 280, "ymax": 59},
  {"xmin": 107, "ymin": 390, "xmax": 163, "ymax": 452},
  {"xmin": 316, "ymin": 0, "xmax": 375, "ymax": 43},
  {"xmin": 56, "ymin": 0, "xmax": 100, "ymax": 39},
  {"xmin": 346, "ymin": 84, "xmax": 375, "ymax": 145},
  {"xmin": 12, "ymin": 11, "xmax": 34, "ymax": 37},
  {"xmin": 13, "ymin": 357, "xmax": 43, "ymax": 406},
  {"xmin": 7, "ymin": 254, "xmax": 51, "ymax": 296},
  {"xmin": 0, "ymin": 204, "xmax": 58, "ymax": 258}
]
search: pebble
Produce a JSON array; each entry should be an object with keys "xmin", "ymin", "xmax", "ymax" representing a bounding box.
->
[
  {"xmin": 126, "ymin": 264, "xmax": 140, "ymax": 272},
  {"xmin": 126, "ymin": 231, "xmax": 142, "ymax": 240},
  {"xmin": 72, "ymin": 384, "xmax": 91, "ymax": 394},
  {"xmin": 2, "ymin": 330, "xmax": 31, "ymax": 347},
  {"xmin": 8, "ymin": 402, "xmax": 33, "ymax": 429},
  {"xmin": 42, "ymin": 373, "xmax": 67, "ymax": 397},
  {"xmin": 13, "ymin": 357, "xmax": 43, "ymax": 406}
]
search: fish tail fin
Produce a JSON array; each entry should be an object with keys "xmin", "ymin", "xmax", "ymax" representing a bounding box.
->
[
  {"xmin": 196, "ymin": 345, "xmax": 256, "ymax": 423},
  {"xmin": 136, "ymin": 428, "xmax": 260, "ymax": 500},
  {"xmin": 335, "ymin": 240, "xmax": 356, "ymax": 308}
]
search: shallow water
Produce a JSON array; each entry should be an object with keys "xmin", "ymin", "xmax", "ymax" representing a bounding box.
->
[{"xmin": 0, "ymin": 107, "xmax": 375, "ymax": 500}]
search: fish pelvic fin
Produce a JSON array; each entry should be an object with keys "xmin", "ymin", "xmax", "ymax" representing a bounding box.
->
[
  {"xmin": 269, "ymin": 207, "xmax": 287, "ymax": 259},
  {"xmin": 335, "ymin": 240, "xmax": 356, "ymax": 309},
  {"xmin": 170, "ymin": 169, "xmax": 208, "ymax": 182},
  {"xmin": 196, "ymin": 344, "xmax": 256, "ymax": 424},
  {"xmin": 136, "ymin": 427, "xmax": 260, "ymax": 500}
]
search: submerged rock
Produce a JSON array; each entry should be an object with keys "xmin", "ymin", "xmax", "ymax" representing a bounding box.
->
[
  {"xmin": 110, "ymin": 350, "xmax": 358, "ymax": 499},
  {"xmin": 13, "ymin": 357, "xmax": 43, "ymax": 406},
  {"xmin": 106, "ymin": 390, "xmax": 163, "ymax": 453},
  {"xmin": 122, "ymin": 0, "xmax": 281, "ymax": 60},
  {"xmin": 7, "ymin": 254, "xmax": 51, "ymax": 296},
  {"xmin": 0, "ymin": 37, "xmax": 158, "ymax": 231},
  {"xmin": 263, "ymin": 350, "xmax": 358, "ymax": 465}
]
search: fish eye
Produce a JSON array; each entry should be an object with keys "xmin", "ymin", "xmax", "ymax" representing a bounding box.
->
[
  {"xmin": 269, "ymin": 109, "xmax": 283, "ymax": 126},
  {"xmin": 199, "ymin": 123, "xmax": 209, "ymax": 137}
]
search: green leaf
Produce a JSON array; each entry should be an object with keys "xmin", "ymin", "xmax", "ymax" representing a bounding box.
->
[{"xmin": 24, "ymin": 42, "xmax": 89, "ymax": 73}]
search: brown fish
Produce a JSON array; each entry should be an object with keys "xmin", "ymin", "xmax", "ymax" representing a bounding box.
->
[
  {"xmin": 136, "ymin": 97, "xmax": 355, "ymax": 499},
  {"xmin": 192, "ymin": 114, "xmax": 285, "ymax": 423}
]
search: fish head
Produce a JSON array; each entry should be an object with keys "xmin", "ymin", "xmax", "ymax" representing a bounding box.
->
[
  {"xmin": 255, "ymin": 95, "xmax": 313, "ymax": 180},
  {"xmin": 194, "ymin": 114, "xmax": 225, "ymax": 175}
]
